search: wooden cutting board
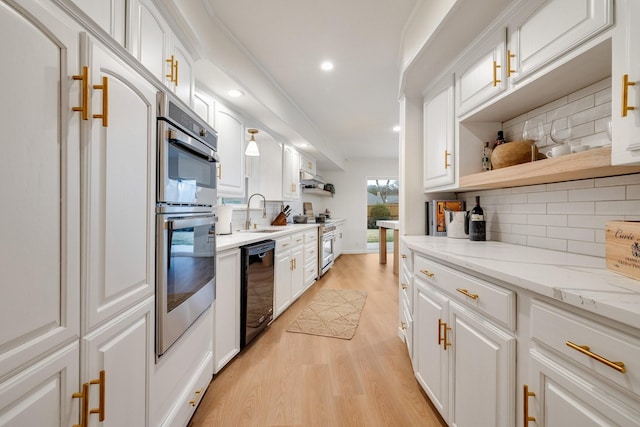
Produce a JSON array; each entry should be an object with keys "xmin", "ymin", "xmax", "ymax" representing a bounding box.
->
[{"xmin": 303, "ymin": 202, "xmax": 314, "ymax": 220}]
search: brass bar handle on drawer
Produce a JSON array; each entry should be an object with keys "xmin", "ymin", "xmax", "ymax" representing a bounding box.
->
[
  {"xmin": 420, "ymin": 269, "xmax": 434, "ymax": 278},
  {"xmin": 174, "ymin": 60, "xmax": 179, "ymax": 86},
  {"xmin": 493, "ymin": 60, "xmax": 501, "ymax": 86},
  {"xmin": 438, "ymin": 318, "xmax": 444, "ymax": 346},
  {"xmin": 189, "ymin": 388, "xmax": 204, "ymax": 407},
  {"xmin": 444, "ymin": 150, "xmax": 451, "ymax": 169},
  {"xmin": 507, "ymin": 50, "xmax": 516, "ymax": 77},
  {"xmin": 566, "ymin": 341, "xmax": 627, "ymax": 373},
  {"xmin": 72, "ymin": 382, "xmax": 90, "ymax": 427},
  {"xmin": 166, "ymin": 55, "xmax": 175, "ymax": 82},
  {"xmin": 622, "ymin": 74, "xmax": 636, "ymax": 117},
  {"xmin": 401, "ymin": 254, "xmax": 407, "ymax": 259},
  {"xmin": 89, "ymin": 370, "xmax": 106, "ymax": 421},
  {"xmin": 72, "ymin": 66, "xmax": 89, "ymax": 120},
  {"xmin": 456, "ymin": 288, "xmax": 479, "ymax": 300},
  {"xmin": 523, "ymin": 384, "xmax": 536, "ymax": 425},
  {"xmin": 438, "ymin": 319, "xmax": 451, "ymax": 349},
  {"xmin": 92, "ymin": 77, "xmax": 108, "ymax": 127}
]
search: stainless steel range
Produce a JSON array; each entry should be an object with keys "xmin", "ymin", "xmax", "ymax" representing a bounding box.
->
[{"xmin": 319, "ymin": 223, "xmax": 336, "ymax": 276}]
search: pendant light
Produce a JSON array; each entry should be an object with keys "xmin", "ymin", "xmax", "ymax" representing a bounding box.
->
[{"xmin": 245, "ymin": 128, "xmax": 260, "ymax": 156}]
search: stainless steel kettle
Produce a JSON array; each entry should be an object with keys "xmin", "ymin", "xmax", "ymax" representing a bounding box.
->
[{"xmin": 444, "ymin": 209, "xmax": 469, "ymax": 239}]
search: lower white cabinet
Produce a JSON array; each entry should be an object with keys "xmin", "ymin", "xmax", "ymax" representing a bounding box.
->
[
  {"xmin": 412, "ymin": 254, "xmax": 516, "ymax": 426},
  {"xmin": 334, "ymin": 222, "xmax": 344, "ymax": 259},
  {"xmin": 214, "ymin": 248, "xmax": 241, "ymax": 373},
  {"xmin": 303, "ymin": 229, "xmax": 318, "ymax": 289},
  {"xmin": 274, "ymin": 232, "xmax": 304, "ymax": 318}
]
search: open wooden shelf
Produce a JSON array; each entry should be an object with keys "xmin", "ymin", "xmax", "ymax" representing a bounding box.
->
[
  {"xmin": 459, "ymin": 146, "xmax": 640, "ymax": 190},
  {"xmin": 301, "ymin": 187, "xmax": 333, "ymax": 197}
]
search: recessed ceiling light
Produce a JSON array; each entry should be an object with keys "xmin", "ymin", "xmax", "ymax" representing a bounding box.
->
[
  {"xmin": 228, "ymin": 89, "xmax": 243, "ymax": 97},
  {"xmin": 393, "ymin": 125, "xmax": 401, "ymax": 132},
  {"xmin": 320, "ymin": 61, "xmax": 334, "ymax": 71}
]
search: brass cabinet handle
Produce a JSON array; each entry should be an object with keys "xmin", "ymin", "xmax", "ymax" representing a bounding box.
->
[
  {"xmin": 438, "ymin": 319, "xmax": 451, "ymax": 350},
  {"xmin": 456, "ymin": 288, "xmax": 479, "ymax": 300},
  {"xmin": 166, "ymin": 55, "xmax": 175, "ymax": 82},
  {"xmin": 507, "ymin": 49, "xmax": 516, "ymax": 77},
  {"xmin": 72, "ymin": 66, "xmax": 89, "ymax": 120},
  {"xmin": 401, "ymin": 283, "xmax": 408, "ymax": 290},
  {"xmin": 174, "ymin": 59, "xmax": 179, "ymax": 86},
  {"xmin": 493, "ymin": 60, "xmax": 501, "ymax": 86},
  {"xmin": 401, "ymin": 254, "xmax": 407, "ymax": 259},
  {"xmin": 217, "ymin": 164, "xmax": 222, "ymax": 180},
  {"xmin": 72, "ymin": 382, "xmax": 90, "ymax": 427},
  {"xmin": 444, "ymin": 150, "xmax": 451, "ymax": 169},
  {"xmin": 401, "ymin": 321, "xmax": 408, "ymax": 331},
  {"xmin": 420, "ymin": 269, "xmax": 434, "ymax": 278},
  {"xmin": 92, "ymin": 76, "xmax": 108, "ymax": 127},
  {"xmin": 189, "ymin": 388, "xmax": 204, "ymax": 407},
  {"xmin": 291, "ymin": 183, "xmax": 296, "ymax": 192},
  {"xmin": 566, "ymin": 341, "xmax": 626, "ymax": 373},
  {"xmin": 523, "ymin": 384, "xmax": 536, "ymax": 425},
  {"xmin": 622, "ymin": 74, "xmax": 636, "ymax": 117},
  {"xmin": 89, "ymin": 370, "xmax": 106, "ymax": 421},
  {"xmin": 290, "ymin": 259, "xmax": 294, "ymax": 271}
]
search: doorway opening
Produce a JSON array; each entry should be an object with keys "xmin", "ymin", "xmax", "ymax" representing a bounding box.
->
[{"xmin": 366, "ymin": 178, "xmax": 398, "ymax": 253}]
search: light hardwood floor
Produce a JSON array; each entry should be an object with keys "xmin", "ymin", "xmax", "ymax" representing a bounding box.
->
[{"xmin": 189, "ymin": 253, "xmax": 446, "ymax": 427}]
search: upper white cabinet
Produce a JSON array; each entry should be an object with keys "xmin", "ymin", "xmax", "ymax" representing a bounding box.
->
[
  {"xmin": 423, "ymin": 76, "xmax": 455, "ymax": 191},
  {"xmin": 456, "ymin": 27, "xmax": 507, "ymax": 116},
  {"xmin": 129, "ymin": 0, "xmax": 194, "ymax": 106},
  {"xmin": 215, "ymin": 103, "xmax": 246, "ymax": 197},
  {"xmin": 68, "ymin": 0, "xmax": 127, "ymax": 46},
  {"xmin": 283, "ymin": 145, "xmax": 301, "ymax": 200},
  {"xmin": 300, "ymin": 153, "xmax": 316, "ymax": 175},
  {"xmin": 612, "ymin": 0, "xmax": 640, "ymax": 165},
  {"xmin": 509, "ymin": 0, "xmax": 613, "ymax": 85},
  {"xmin": 194, "ymin": 91, "xmax": 215, "ymax": 127}
]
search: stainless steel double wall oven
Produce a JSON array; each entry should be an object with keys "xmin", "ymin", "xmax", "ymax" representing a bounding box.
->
[{"xmin": 156, "ymin": 91, "xmax": 219, "ymax": 357}]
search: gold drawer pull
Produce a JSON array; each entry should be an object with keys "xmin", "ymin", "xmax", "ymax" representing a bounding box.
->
[
  {"xmin": 401, "ymin": 254, "xmax": 407, "ymax": 259},
  {"xmin": 444, "ymin": 150, "xmax": 451, "ymax": 169},
  {"xmin": 438, "ymin": 319, "xmax": 451, "ymax": 350},
  {"xmin": 456, "ymin": 288, "xmax": 478, "ymax": 300},
  {"xmin": 566, "ymin": 341, "xmax": 626, "ymax": 373},
  {"xmin": 89, "ymin": 370, "xmax": 106, "ymax": 421},
  {"xmin": 622, "ymin": 74, "xmax": 636, "ymax": 117},
  {"xmin": 401, "ymin": 283, "xmax": 408, "ymax": 290},
  {"xmin": 523, "ymin": 384, "xmax": 536, "ymax": 425},
  {"xmin": 189, "ymin": 388, "xmax": 204, "ymax": 407},
  {"xmin": 420, "ymin": 269, "xmax": 434, "ymax": 278},
  {"xmin": 92, "ymin": 76, "xmax": 109, "ymax": 127},
  {"xmin": 507, "ymin": 49, "xmax": 516, "ymax": 77},
  {"xmin": 401, "ymin": 322, "xmax": 408, "ymax": 331},
  {"xmin": 72, "ymin": 66, "xmax": 89, "ymax": 120},
  {"xmin": 493, "ymin": 60, "xmax": 501, "ymax": 86},
  {"xmin": 72, "ymin": 382, "xmax": 90, "ymax": 427}
]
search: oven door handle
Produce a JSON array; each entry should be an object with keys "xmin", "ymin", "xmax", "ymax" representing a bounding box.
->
[
  {"xmin": 167, "ymin": 215, "xmax": 217, "ymax": 230},
  {"xmin": 169, "ymin": 136, "xmax": 220, "ymax": 163}
]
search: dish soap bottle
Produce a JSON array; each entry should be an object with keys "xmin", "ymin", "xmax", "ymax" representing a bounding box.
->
[
  {"xmin": 495, "ymin": 130, "xmax": 506, "ymax": 147},
  {"xmin": 482, "ymin": 141, "xmax": 492, "ymax": 171},
  {"xmin": 469, "ymin": 196, "xmax": 486, "ymax": 241}
]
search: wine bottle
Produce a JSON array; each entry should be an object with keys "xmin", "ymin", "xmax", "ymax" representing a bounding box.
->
[
  {"xmin": 482, "ymin": 141, "xmax": 492, "ymax": 171},
  {"xmin": 494, "ymin": 130, "xmax": 506, "ymax": 147},
  {"xmin": 469, "ymin": 196, "xmax": 486, "ymax": 241}
]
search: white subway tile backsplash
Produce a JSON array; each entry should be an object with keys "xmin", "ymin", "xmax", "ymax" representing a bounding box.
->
[{"xmin": 456, "ymin": 82, "xmax": 639, "ymax": 259}]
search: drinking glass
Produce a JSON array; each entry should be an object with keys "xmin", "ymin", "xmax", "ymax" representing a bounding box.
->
[
  {"xmin": 550, "ymin": 117, "xmax": 573, "ymax": 145},
  {"xmin": 522, "ymin": 118, "xmax": 544, "ymax": 162}
]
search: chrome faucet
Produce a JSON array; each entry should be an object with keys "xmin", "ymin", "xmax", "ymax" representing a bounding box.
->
[{"xmin": 245, "ymin": 193, "xmax": 267, "ymax": 230}]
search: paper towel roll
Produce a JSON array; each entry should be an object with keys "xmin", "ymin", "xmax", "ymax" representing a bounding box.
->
[{"xmin": 216, "ymin": 205, "xmax": 233, "ymax": 234}]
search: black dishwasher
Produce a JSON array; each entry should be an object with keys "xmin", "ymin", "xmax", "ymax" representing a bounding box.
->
[{"xmin": 240, "ymin": 240, "xmax": 275, "ymax": 348}]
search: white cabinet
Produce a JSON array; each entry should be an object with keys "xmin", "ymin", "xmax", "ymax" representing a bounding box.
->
[
  {"xmin": 274, "ymin": 233, "xmax": 304, "ymax": 318},
  {"xmin": 129, "ymin": 0, "xmax": 194, "ymax": 106},
  {"xmin": 527, "ymin": 300, "xmax": 640, "ymax": 426},
  {"xmin": 283, "ymin": 145, "xmax": 301, "ymax": 200},
  {"xmin": 214, "ymin": 248, "xmax": 241, "ymax": 373},
  {"xmin": 612, "ymin": 0, "xmax": 640, "ymax": 165},
  {"xmin": 194, "ymin": 91, "xmax": 215, "ymax": 127},
  {"xmin": 303, "ymin": 229, "xmax": 318, "ymax": 289},
  {"xmin": 423, "ymin": 76, "xmax": 455, "ymax": 191},
  {"xmin": 300, "ymin": 153, "xmax": 316, "ymax": 175},
  {"xmin": 215, "ymin": 103, "xmax": 246, "ymax": 197},
  {"xmin": 398, "ymin": 241, "xmax": 413, "ymax": 355},
  {"xmin": 509, "ymin": 0, "xmax": 612, "ymax": 85},
  {"xmin": 412, "ymin": 254, "xmax": 516, "ymax": 426},
  {"xmin": 334, "ymin": 222, "xmax": 344, "ymax": 259},
  {"xmin": 68, "ymin": 0, "xmax": 127, "ymax": 46},
  {"xmin": 82, "ymin": 33, "xmax": 156, "ymax": 330},
  {"xmin": 456, "ymin": 27, "xmax": 507, "ymax": 116}
]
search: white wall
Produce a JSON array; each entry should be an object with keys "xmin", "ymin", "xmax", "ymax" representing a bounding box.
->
[{"xmin": 320, "ymin": 159, "xmax": 399, "ymax": 254}]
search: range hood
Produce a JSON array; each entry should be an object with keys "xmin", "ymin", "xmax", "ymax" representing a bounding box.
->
[{"xmin": 299, "ymin": 171, "xmax": 326, "ymax": 186}]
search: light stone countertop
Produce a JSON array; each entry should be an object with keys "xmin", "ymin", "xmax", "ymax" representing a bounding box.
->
[
  {"xmin": 402, "ymin": 235, "xmax": 640, "ymax": 331},
  {"xmin": 216, "ymin": 224, "xmax": 321, "ymax": 251},
  {"xmin": 376, "ymin": 220, "xmax": 399, "ymax": 229}
]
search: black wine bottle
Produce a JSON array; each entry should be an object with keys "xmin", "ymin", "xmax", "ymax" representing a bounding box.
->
[
  {"xmin": 494, "ymin": 130, "xmax": 506, "ymax": 147},
  {"xmin": 469, "ymin": 196, "xmax": 486, "ymax": 241}
]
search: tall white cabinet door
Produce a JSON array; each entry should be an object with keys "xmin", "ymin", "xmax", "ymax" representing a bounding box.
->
[
  {"xmin": 283, "ymin": 145, "xmax": 300, "ymax": 200},
  {"xmin": 423, "ymin": 78, "xmax": 455, "ymax": 191},
  {"xmin": 0, "ymin": 0, "xmax": 80, "ymax": 379},
  {"xmin": 291, "ymin": 245, "xmax": 304, "ymax": 300},
  {"xmin": 69, "ymin": 0, "xmax": 127, "ymax": 46},
  {"xmin": 274, "ymin": 251, "xmax": 293, "ymax": 318},
  {"xmin": 413, "ymin": 281, "xmax": 449, "ymax": 420},
  {"xmin": 130, "ymin": 0, "xmax": 169, "ymax": 83},
  {"xmin": 214, "ymin": 249, "xmax": 241, "ymax": 373},
  {"xmin": 215, "ymin": 104, "xmax": 245, "ymax": 197},
  {"xmin": 82, "ymin": 299, "xmax": 153, "ymax": 427},
  {"xmin": 449, "ymin": 302, "xmax": 515, "ymax": 427},
  {"xmin": 0, "ymin": 343, "xmax": 79, "ymax": 427},
  {"xmin": 612, "ymin": 0, "xmax": 640, "ymax": 165},
  {"xmin": 171, "ymin": 38, "xmax": 194, "ymax": 107},
  {"xmin": 82, "ymin": 36, "xmax": 155, "ymax": 331}
]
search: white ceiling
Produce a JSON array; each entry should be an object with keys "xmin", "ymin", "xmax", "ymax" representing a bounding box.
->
[{"xmin": 165, "ymin": 0, "xmax": 420, "ymax": 170}]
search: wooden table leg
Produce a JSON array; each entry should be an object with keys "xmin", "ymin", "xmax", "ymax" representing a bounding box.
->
[
  {"xmin": 393, "ymin": 229, "xmax": 399, "ymax": 275},
  {"xmin": 379, "ymin": 227, "xmax": 387, "ymax": 264}
]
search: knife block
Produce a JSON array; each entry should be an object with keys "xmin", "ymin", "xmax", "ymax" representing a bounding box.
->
[{"xmin": 271, "ymin": 212, "xmax": 287, "ymax": 226}]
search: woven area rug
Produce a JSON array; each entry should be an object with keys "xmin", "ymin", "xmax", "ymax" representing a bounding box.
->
[{"xmin": 286, "ymin": 289, "xmax": 367, "ymax": 340}]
